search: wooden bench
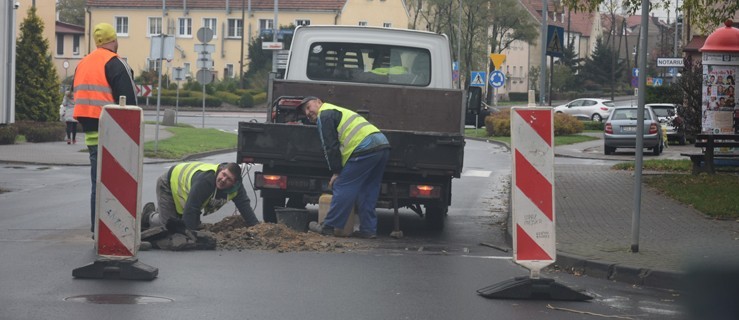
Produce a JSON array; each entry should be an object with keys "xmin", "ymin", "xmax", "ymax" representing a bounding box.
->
[{"xmin": 681, "ymin": 134, "xmax": 739, "ymax": 174}]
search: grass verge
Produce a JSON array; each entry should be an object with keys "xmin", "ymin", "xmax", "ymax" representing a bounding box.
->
[
  {"xmin": 613, "ymin": 159, "xmax": 739, "ymax": 219},
  {"xmin": 643, "ymin": 174, "xmax": 739, "ymax": 219},
  {"xmin": 464, "ymin": 129, "xmax": 598, "ymax": 146},
  {"xmin": 144, "ymin": 126, "xmax": 237, "ymax": 159}
]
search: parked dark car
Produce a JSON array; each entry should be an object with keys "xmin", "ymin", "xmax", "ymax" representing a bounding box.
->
[
  {"xmin": 646, "ymin": 103, "xmax": 689, "ymax": 145},
  {"xmin": 465, "ymin": 101, "xmax": 498, "ymax": 128},
  {"xmin": 603, "ymin": 106, "xmax": 664, "ymax": 155}
]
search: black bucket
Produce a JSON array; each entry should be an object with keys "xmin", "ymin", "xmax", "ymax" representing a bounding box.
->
[{"xmin": 275, "ymin": 208, "xmax": 309, "ymax": 232}]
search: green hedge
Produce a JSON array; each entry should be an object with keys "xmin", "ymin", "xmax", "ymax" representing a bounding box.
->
[
  {"xmin": 158, "ymin": 96, "xmax": 223, "ymax": 107},
  {"xmin": 0, "ymin": 125, "xmax": 18, "ymax": 145},
  {"xmin": 484, "ymin": 109, "xmax": 584, "ymax": 137},
  {"xmin": 13, "ymin": 121, "xmax": 65, "ymax": 142}
]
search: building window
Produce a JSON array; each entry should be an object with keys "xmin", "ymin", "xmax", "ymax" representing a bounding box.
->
[
  {"xmin": 73, "ymin": 35, "xmax": 80, "ymax": 55},
  {"xmin": 56, "ymin": 34, "xmax": 64, "ymax": 55},
  {"xmin": 259, "ymin": 19, "xmax": 274, "ymax": 31},
  {"xmin": 383, "ymin": 22, "xmax": 392, "ymax": 28},
  {"xmin": 203, "ymin": 18, "xmax": 218, "ymax": 38},
  {"xmin": 183, "ymin": 62, "xmax": 192, "ymax": 77},
  {"xmin": 358, "ymin": 21, "xmax": 368, "ymax": 26},
  {"xmin": 227, "ymin": 19, "xmax": 243, "ymax": 38},
  {"xmin": 295, "ymin": 19, "xmax": 310, "ymax": 26},
  {"xmin": 149, "ymin": 17, "xmax": 163, "ymax": 36},
  {"xmin": 225, "ymin": 63, "xmax": 234, "ymax": 78},
  {"xmin": 115, "ymin": 16, "xmax": 128, "ymax": 35},
  {"xmin": 178, "ymin": 17, "xmax": 192, "ymax": 37}
]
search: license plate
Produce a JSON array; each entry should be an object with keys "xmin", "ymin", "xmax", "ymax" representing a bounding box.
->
[{"xmin": 622, "ymin": 126, "xmax": 636, "ymax": 132}]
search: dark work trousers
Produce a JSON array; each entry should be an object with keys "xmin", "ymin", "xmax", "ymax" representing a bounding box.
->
[
  {"xmin": 88, "ymin": 145, "xmax": 97, "ymax": 233},
  {"xmin": 65, "ymin": 122, "xmax": 77, "ymax": 141},
  {"xmin": 148, "ymin": 171, "xmax": 179, "ymax": 228},
  {"xmin": 324, "ymin": 149, "xmax": 390, "ymax": 235}
]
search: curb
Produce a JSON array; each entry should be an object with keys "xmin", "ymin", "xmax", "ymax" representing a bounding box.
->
[
  {"xmin": 555, "ymin": 252, "xmax": 683, "ymax": 290},
  {"xmin": 466, "ymin": 135, "xmax": 685, "ymax": 291}
]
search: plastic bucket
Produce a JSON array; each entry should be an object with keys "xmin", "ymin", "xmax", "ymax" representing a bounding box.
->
[{"xmin": 275, "ymin": 208, "xmax": 309, "ymax": 232}]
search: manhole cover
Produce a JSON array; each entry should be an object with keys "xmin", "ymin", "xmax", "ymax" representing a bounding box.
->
[{"xmin": 65, "ymin": 294, "xmax": 173, "ymax": 304}]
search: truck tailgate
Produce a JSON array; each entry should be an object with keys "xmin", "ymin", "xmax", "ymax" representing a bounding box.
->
[{"xmin": 237, "ymin": 122, "xmax": 464, "ymax": 177}]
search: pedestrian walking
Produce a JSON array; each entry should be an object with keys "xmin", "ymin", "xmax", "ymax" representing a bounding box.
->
[{"xmin": 59, "ymin": 90, "xmax": 77, "ymax": 144}]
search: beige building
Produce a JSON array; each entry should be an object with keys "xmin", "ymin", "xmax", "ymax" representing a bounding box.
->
[{"xmin": 83, "ymin": 0, "xmax": 410, "ymax": 82}]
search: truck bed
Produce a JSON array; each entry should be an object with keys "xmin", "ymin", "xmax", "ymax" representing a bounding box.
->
[
  {"xmin": 271, "ymin": 79, "xmax": 465, "ymax": 134},
  {"xmin": 237, "ymin": 122, "xmax": 464, "ymax": 178}
]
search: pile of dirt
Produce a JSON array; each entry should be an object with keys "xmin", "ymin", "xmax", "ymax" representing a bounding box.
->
[{"xmin": 201, "ymin": 216, "xmax": 371, "ymax": 253}]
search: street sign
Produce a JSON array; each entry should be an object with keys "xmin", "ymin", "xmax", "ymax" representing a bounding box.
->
[
  {"xmin": 470, "ymin": 71, "xmax": 486, "ymax": 87},
  {"xmin": 196, "ymin": 27, "xmax": 214, "ymax": 43},
  {"xmin": 490, "ymin": 70, "xmax": 506, "ymax": 88},
  {"xmin": 173, "ymin": 67, "xmax": 184, "ymax": 81},
  {"xmin": 546, "ymin": 26, "xmax": 564, "ymax": 57},
  {"xmin": 262, "ymin": 42, "xmax": 284, "ymax": 50},
  {"xmin": 653, "ymin": 78, "xmax": 663, "ymax": 86},
  {"xmin": 136, "ymin": 85, "xmax": 152, "ymax": 97},
  {"xmin": 196, "ymin": 69, "xmax": 213, "ymax": 85},
  {"xmin": 194, "ymin": 44, "xmax": 215, "ymax": 54},
  {"xmin": 657, "ymin": 57, "xmax": 684, "ymax": 67},
  {"xmin": 489, "ymin": 54, "xmax": 506, "ymax": 70},
  {"xmin": 632, "ymin": 68, "xmax": 639, "ymax": 77},
  {"xmin": 197, "ymin": 59, "xmax": 213, "ymax": 70},
  {"xmin": 150, "ymin": 35, "xmax": 175, "ymax": 61}
]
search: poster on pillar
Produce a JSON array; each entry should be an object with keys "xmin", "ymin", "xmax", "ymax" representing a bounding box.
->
[{"xmin": 701, "ymin": 62, "xmax": 738, "ymax": 135}]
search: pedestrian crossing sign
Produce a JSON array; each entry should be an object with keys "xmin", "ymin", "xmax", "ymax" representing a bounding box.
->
[
  {"xmin": 546, "ymin": 25, "xmax": 564, "ymax": 58},
  {"xmin": 470, "ymin": 71, "xmax": 486, "ymax": 87}
]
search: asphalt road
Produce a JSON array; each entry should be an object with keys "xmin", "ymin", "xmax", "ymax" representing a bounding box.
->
[{"xmin": 0, "ymin": 141, "xmax": 685, "ymax": 319}]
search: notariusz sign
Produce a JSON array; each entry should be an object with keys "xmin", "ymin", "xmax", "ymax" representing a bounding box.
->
[{"xmin": 657, "ymin": 58, "xmax": 684, "ymax": 67}]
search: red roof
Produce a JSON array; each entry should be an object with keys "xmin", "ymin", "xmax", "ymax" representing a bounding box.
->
[
  {"xmin": 56, "ymin": 21, "xmax": 84, "ymax": 34},
  {"xmin": 86, "ymin": 0, "xmax": 346, "ymax": 11},
  {"xmin": 683, "ymin": 35, "xmax": 707, "ymax": 53}
]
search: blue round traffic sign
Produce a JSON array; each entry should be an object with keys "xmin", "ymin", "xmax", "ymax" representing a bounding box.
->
[{"xmin": 490, "ymin": 70, "xmax": 506, "ymax": 88}]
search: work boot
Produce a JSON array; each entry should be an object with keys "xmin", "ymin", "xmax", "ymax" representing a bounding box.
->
[
  {"xmin": 308, "ymin": 221, "xmax": 334, "ymax": 236},
  {"xmin": 140, "ymin": 202, "xmax": 155, "ymax": 229},
  {"xmin": 139, "ymin": 241, "xmax": 152, "ymax": 251},
  {"xmin": 351, "ymin": 230, "xmax": 377, "ymax": 239}
]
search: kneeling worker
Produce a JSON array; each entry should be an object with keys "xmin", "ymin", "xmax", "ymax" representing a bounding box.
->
[{"xmin": 143, "ymin": 162, "xmax": 260, "ymax": 230}]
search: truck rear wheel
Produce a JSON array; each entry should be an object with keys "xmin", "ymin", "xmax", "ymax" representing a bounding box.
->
[
  {"xmin": 262, "ymin": 197, "xmax": 285, "ymax": 223},
  {"xmin": 425, "ymin": 203, "xmax": 447, "ymax": 232}
]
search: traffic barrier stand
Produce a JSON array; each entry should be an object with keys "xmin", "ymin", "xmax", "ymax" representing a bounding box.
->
[
  {"xmin": 477, "ymin": 107, "xmax": 590, "ymax": 301},
  {"xmin": 73, "ymin": 99, "xmax": 158, "ymax": 280}
]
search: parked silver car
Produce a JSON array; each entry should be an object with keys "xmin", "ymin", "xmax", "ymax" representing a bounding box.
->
[
  {"xmin": 646, "ymin": 103, "xmax": 688, "ymax": 145},
  {"xmin": 553, "ymin": 98, "xmax": 615, "ymax": 122},
  {"xmin": 603, "ymin": 106, "xmax": 664, "ymax": 155}
]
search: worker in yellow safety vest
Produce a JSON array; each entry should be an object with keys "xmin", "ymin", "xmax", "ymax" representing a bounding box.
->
[
  {"xmin": 298, "ymin": 96, "xmax": 390, "ymax": 239},
  {"xmin": 142, "ymin": 162, "xmax": 260, "ymax": 231}
]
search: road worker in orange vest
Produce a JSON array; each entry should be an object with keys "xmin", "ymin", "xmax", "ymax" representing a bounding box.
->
[{"xmin": 73, "ymin": 22, "xmax": 138, "ymax": 234}]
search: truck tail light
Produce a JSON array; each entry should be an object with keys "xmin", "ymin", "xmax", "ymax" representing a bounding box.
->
[
  {"xmin": 409, "ymin": 185, "xmax": 440, "ymax": 199},
  {"xmin": 604, "ymin": 123, "xmax": 613, "ymax": 134},
  {"xmin": 649, "ymin": 123, "xmax": 658, "ymax": 134},
  {"xmin": 259, "ymin": 174, "xmax": 287, "ymax": 189}
]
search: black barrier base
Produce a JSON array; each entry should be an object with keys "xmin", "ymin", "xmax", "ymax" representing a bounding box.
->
[
  {"xmin": 73, "ymin": 258, "xmax": 158, "ymax": 281},
  {"xmin": 477, "ymin": 276, "xmax": 592, "ymax": 301}
]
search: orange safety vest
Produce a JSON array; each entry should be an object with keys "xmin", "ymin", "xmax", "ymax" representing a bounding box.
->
[{"xmin": 73, "ymin": 48, "xmax": 118, "ymax": 120}]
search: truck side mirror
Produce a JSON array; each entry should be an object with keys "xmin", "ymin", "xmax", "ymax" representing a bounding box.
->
[{"xmin": 466, "ymin": 86, "xmax": 482, "ymax": 115}]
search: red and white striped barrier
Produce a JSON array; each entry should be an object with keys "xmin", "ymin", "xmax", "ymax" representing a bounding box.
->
[
  {"xmin": 73, "ymin": 102, "xmax": 157, "ymax": 280},
  {"xmin": 95, "ymin": 105, "xmax": 144, "ymax": 257},
  {"xmin": 511, "ymin": 107, "xmax": 555, "ymax": 277}
]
